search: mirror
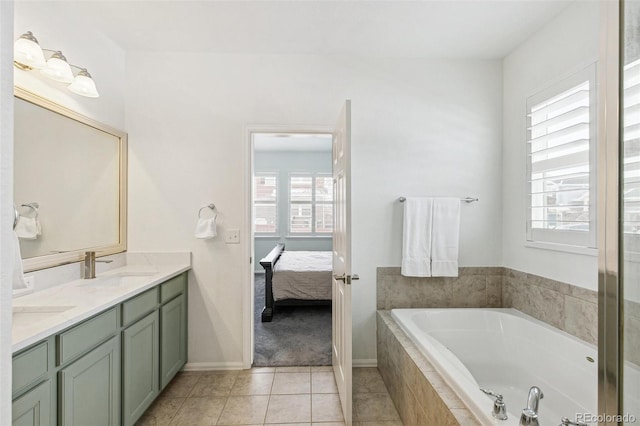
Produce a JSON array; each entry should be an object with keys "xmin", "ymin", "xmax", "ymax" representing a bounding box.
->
[{"xmin": 14, "ymin": 88, "xmax": 127, "ymax": 272}]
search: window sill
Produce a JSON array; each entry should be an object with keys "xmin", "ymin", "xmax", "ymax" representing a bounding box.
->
[
  {"xmin": 524, "ymin": 240, "xmax": 597, "ymax": 256},
  {"xmin": 255, "ymin": 235, "xmax": 280, "ymax": 239}
]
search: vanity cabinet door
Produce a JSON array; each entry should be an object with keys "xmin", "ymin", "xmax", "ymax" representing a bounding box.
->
[
  {"xmin": 122, "ymin": 311, "xmax": 159, "ymax": 426},
  {"xmin": 160, "ymin": 293, "xmax": 187, "ymax": 389},
  {"xmin": 59, "ymin": 336, "xmax": 120, "ymax": 426},
  {"xmin": 12, "ymin": 380, "xmax": 51, "ymax": 426}
]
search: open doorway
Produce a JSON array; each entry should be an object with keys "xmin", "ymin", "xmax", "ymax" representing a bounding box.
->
[{"xmin": 250, "ymin": 132, "xmax": 334, "ymax": 366}]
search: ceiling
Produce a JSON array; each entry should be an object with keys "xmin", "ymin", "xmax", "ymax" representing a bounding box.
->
[
  {"xmin": 31, "ymin": 0, "xmax": 572, "ymax": 59},
  {"xmin": 254, "ymin": 133, "xmax": 332, "ymax": 152}
]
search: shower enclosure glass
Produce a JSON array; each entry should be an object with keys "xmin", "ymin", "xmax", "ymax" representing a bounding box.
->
[{"xmin": 622, "ymin": 0, "xmax": 640, "ymax": 421}]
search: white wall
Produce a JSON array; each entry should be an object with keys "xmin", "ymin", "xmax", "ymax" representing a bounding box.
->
[
  {"xmin": 125, "ymin": 54, "xmax": 503, "ymax": 365},
  {"xmin": 0, "ymin": 2, "xmax": 15, "ymax": 422},
  {"xmin": 14, "ymin": 1, "xmax": 126, "ymax": 129},
  {"xmin": 254, "ymin": 150, "xmax": 332, "ymax": 272},
  {"xmin": 502, "ymin": 1, "xmax": 600, "ymax": 290}
]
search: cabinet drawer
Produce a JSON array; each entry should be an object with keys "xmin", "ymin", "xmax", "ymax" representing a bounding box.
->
[
  {"xmin": 160, "ymin": 274, "xmax": 186, "ymax": 304},
  {"xmin": 58, "ymin": 308, "xmax": 118, "ymax": 365},
  {"xmin": 12, "ymin": 341, "xmax": 49, "ymax": 397},
  {"xmin": 122, "ymin": 287, "xmax": 158, "ymax": 327}
]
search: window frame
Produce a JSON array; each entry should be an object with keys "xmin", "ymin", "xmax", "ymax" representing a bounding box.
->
[
  {"xmin": 525, "ymin": 64, "xmax": 598, "ymax": 250},
  {"xmin": 253, "ymin": 172, "xmax": 279, "ymax": 235},
  {"xmin": 288, "ymin": 172, "xmax": 333, "ymax": 236}
]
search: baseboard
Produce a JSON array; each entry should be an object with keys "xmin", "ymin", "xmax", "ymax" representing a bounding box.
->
[
  {"xmin": 183, "ymin": 361, "xmax": 245, "ymax": 371},
  {"xmin": 353, "ymin": 358, "xmax": 377, "ymax": 367}
]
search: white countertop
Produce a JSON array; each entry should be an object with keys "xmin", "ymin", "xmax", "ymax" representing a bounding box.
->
[{"xmin": 13, "ymin": 253, "xmax": 191, "ymax": 353}]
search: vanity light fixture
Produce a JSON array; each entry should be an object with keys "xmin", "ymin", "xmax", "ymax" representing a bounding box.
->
[{"xmin": 14, "ymin": 31, "xmax": 100, "ymax": 98}]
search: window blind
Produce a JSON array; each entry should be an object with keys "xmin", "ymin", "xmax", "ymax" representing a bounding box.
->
[
  {"xmin": 526, "ymin": 65, "xmax": 596, "ymax": 247},
  {"xmin": 623, "ymin": 59, "xmax": 640, "ymax": 236}
]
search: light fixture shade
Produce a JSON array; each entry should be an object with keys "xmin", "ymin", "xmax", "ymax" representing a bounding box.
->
[
  {"xmin": 14, "ymin": 31, "xmax": 46, "ymax": 69},
  {"xmin": 41, "ymin": 51, "xmax": 74, "ymax": 83},
  {"xmin": 68, "ymin": 69, "xmax": 99, "ymax": 98}
]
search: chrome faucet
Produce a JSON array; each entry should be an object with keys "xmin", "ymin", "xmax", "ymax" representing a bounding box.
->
[
  {"xmin": 560, "ymin": 417, "xmax": 587, "ymax": 426},
  {"xmin": 520, "ymin": 386, "xmax": 544, "ymax": 426},
  {"xmin": 480, "ymin": 388, "xmax": 508, "ymax": 420},
  {"xmin": 83, "ymin": 251, "xmax": 113, "ymax": 279}
]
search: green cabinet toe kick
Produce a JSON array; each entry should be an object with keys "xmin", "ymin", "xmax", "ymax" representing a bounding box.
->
[{"xmin": 11, "ymin": 272, "xmax": 188, "ymax": 426}]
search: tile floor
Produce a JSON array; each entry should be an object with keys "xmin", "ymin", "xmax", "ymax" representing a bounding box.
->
[{"xmin": 137, "ymin": 366, "xmax": 402, "ymax": 426}]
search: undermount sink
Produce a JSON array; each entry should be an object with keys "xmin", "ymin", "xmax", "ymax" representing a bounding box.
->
[
  {"xmin": 109, "ymin": 271, "xmax": 157, "ymax": 277},
  {"xmin": 13, "ymin": 305, "xmax": 75, "ymax": 320}
]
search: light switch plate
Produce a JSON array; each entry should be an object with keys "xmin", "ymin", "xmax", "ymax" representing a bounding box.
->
[{"xmin": 225, "ymin": 228, "xmax": 240, "ymax": 244}]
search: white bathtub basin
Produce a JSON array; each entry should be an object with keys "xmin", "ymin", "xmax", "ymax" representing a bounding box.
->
[{"xmin": 391, "ymin": 308, "xmax": 598, "ymax": 425}]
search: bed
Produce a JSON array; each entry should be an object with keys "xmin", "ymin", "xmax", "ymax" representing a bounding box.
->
[{"xmin": 259, "ymin": 243, "xmax": 332, "ymax": 322}]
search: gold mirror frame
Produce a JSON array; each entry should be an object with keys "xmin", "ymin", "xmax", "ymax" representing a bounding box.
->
[{"xmin": 15, "ymin": 87, "xmax": 128, "ymax": 272}]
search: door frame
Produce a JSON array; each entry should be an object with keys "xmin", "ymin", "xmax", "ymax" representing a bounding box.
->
[{"xmin": 242, "ymin": 124, "xmax": 334, "ymax": 368}]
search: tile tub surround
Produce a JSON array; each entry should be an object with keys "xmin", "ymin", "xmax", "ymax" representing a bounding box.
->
[
  {"xmin": 376, "ymin": 311, "xmax": 479, "ymax": 426},
  {"xmin": 377, "ymin": 266, "xmax": 598, "ymax": 345}
]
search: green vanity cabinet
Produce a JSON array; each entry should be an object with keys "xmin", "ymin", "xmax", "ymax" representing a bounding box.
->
[
  {"xmin": 122, "ymin": 311, "xmax": 159, "ymax": 426},
  {"xmin": 12, "ymin": 380, "xmax": 52, "ymax": 426},
  {"xmin": 59, "ymin": 336, "xmax": 120, "ymax": 426},
  {"xmin": 160, "ymin": 292, "xmax": 187, "ymax": 389},
  {"xmin": 11, "ymin": 272, "xmax": 188, "ymax": 426}
]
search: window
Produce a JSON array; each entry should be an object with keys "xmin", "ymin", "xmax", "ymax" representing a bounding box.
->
[
  {"xmin": 623, "ymin": 58, "xmax": 640, "ymax": 237},
  {"xmin": 254, "ymin": 173, "xmax": 278, "ymax": 234},
  {"xmin": 526, "ymin": 65, "xmax": 597, "ymax": 248},
  {"xmin": 289, "ymin": 174, "xmax": 333, "ymax": 234}
]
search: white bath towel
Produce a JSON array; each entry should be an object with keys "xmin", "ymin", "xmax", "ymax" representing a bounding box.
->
[
  {"xmin": 12, "ymin": 231, "xmax": 27, "ymax": 289},
  {"xmin": 401, "ymin": 197, "xmax": 433, "ymax": 277},
  {"xmin": 14, "ymin": 215, "xmax": 41, "ymax": 240},
  {"xmin": 194, "ymin": 215, "xmax": 217, "ymax": 239},
  {"xmin": 431, "ymin": 198, "xmax": 460, "ymax": 277}
]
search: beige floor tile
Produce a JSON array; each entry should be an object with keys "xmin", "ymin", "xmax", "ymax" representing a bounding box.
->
[
  {"xmin": 310, "ymin": 366, "xmax": 333, "ymax": 372},
  {"xmin": 313, "ymin": 423, "xmax": 346, "ymax": 426},
  {"xmin": 169, "ymin": 397, "xmax": 226, "ymax": 425},
  {"xmin": 275, "ymin": 366, "xmax": 311, "ymax": 373},
  {"xmin": 216, "ymin": 395, "xmax": 269, "ymax": 425},
  {"xmin": 230, "ymin": 372, "xmax": 274, "ymax": 395},
  {"xmin": 268, "ymin": 424, "xmax": 311, "ymax": 426},
  {"xmin": 271, "ymin": 372, "xmax": 311, "ymax": 394},
  {"xmin": 162, "ymin": 373, "xmax": 201, "ymax": 398},
  {"xmin": 135, "ymin": 397, "xmax": 185, "ymax": 425},
  {"xmin": 265, "ymin": 394, "xmax": 312, "ymax": 423},
  {"xmin": 190, "ymin": 372, "xmax": 238, "ymax": 397},
  {"xmin": 353, "ymin": 393, "xmax": 401, "ymax": 422},
  {"xmin": 240, "ymin": 367, "xmax": 276, "ymax": 374},
  {"xmin": 353, "ymin": 368, "xmax": 388, "ymax": 394},
  {"xmin": 311, "ymin": 372, "xmax": 338, "ymax": 394},
  {"xmin": 311, "ymin": 394, "xmax": 344, "ymax": 423}
]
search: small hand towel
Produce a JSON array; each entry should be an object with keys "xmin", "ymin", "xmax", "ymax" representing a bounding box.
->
[
  {"xmin": 431, "ymin": 198, "xmax": 460, "ymax": 277},
  {"xmin": 195, "ymin": 215, "xmax": 217, "ymax": 239},
  {"xmin": 401, "ymin": 197, "xmax": 433, "ymax": 277},
  {"xmin": 14, "ymin": 215, "xmax": 41, "ymax": 240},
  {"xmin": 12, "ymin": 231, "xmax": 27, "ymax": 289}
]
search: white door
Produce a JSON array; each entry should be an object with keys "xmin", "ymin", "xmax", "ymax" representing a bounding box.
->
[{"xmin": 332, "ymin": 100, "xmax": 353, "ymax": 425}]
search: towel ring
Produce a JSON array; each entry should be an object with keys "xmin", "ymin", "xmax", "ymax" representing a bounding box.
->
[{"xmin": 198, "ymin": 203, "xmax": 216, "ymax": 218}]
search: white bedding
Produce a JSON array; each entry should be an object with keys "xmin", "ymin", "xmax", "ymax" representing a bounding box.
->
[{"xmin": 272, "ymin": 251, "xmax": 332, "ymax": 301}]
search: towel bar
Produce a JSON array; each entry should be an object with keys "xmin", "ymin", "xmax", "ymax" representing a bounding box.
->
[{"xmin": 398, "ymin": 196, "xmax": 478, "ymax": 203}]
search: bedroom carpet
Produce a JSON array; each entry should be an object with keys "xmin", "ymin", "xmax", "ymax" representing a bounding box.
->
[{"xmin": 253, "ymin": 273, "xmax": 332, "ymax": 366}]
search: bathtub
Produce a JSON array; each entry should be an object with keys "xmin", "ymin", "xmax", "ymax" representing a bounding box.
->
[{"xmin": 390, "ymin": 308, "xmax": 597, "ymax": 425}]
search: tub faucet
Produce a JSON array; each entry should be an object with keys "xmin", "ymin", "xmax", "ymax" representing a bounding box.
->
[
  {"xmin": 560, "ymin": 417, "xmax": 587, "ymax": 426},
  {"xmin": 83, "ymin": 251, "xmax": 113, "ymax": 279},
  {"xmin": 480, "ymin": 388, "xmax": 508, "ymax": 420},
  {"xmin": 520, "ymin": 386, "xmax": 544, "ymax": 426}
]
